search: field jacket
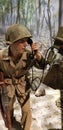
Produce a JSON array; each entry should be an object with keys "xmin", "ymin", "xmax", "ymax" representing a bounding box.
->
[{"xmin": 0, "ymin": 47, "xmax": 46, "ymax": 104}]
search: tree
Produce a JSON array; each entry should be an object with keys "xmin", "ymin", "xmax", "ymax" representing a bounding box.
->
[
  {"xmin": 47, "ymin": 0, "xmax": 52, "ymax": 45},
  {"xmin": 59, "ymin": 0, "xmax": 63, "ymax": 27},
  {"xmin": 16, "ymin": 0, "xmax": 20, "ymax": 23}
]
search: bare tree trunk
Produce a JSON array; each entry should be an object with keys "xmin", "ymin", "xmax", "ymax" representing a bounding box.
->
[
  {"xmin": 10, "ymin": 0, "xmax": 13, "ymax": 24},
  {"xmin": 59, "ymin": 0, "xmax": 63, "ymax": 27},
  {"xmin": 2, "ymin": 6, "xmax": 5, "ymax": 27},
  {"xmin": 37, "ymin": 0, "xmax": 41, "ymax": 35},
  {"xmin": 16, "ymin": 0, "xmax": 20, "ymax": 24},
  {"xmin": 47, "ymin": 0, "xmax": 52, "ymax": 45}
]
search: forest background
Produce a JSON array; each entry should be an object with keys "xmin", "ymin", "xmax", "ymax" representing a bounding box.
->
[{"xmin": 0, "ymin": 0, "xmax": 63, "ymax": 52}]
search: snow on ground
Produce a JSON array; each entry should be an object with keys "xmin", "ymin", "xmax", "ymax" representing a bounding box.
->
[
  {"xmin": 30, "ymin": 84, "xmax": 61, "ymax": 130},
  {"xmin": 0, "ymin": 112, "xmax": 8, "ymax": 130},
  {"xmin": 0, "ymin": 83, "xmax": 62, "ymax": 130}
]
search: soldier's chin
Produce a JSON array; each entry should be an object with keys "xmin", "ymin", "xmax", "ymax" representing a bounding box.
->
[
  {"xmin": 19, "ymin": 50, "xmax": 25, "ymax": 55},
  {"xmin": 21, "ymin": 49, "xmax": 25, "ymax": 53}
]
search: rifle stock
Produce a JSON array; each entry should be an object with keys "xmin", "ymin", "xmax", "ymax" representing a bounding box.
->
[{"xmin": 0, "ymin": 71, "xmax": 9, "ymax": 127}]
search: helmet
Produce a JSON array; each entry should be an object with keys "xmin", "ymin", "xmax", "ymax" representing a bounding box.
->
[
  {"xmin": 54, "ymin": 27, "xmax": 63, "ymax": 46},
  {"xmin": 5, "ymin": 24, "xmax": 32, "ymax": 45}
]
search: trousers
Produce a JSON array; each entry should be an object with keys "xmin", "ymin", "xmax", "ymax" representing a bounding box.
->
[
  {"xmin": 21, "ymin": 98, "xmax": 32, "ymax": 130},
  {"xmin": 6, "ymin": 95, "xmax": 32, "ymax": 130}
]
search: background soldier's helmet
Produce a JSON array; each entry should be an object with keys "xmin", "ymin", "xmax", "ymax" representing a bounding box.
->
[
  {"xmin": 5, "ymin": 24, "xmax": 32, "ymax": 45},
  {"xmin": 53, "ymin": 27, "xmax": 63, "ymax": 55},
  {"xmin": 54, "ymin": 27, "xmax": 63, "ymax": 46}
]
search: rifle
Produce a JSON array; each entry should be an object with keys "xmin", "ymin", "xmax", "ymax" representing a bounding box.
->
[{"xmin": 0, "ymin": 71, "xmax": 9, "ymax": 127}]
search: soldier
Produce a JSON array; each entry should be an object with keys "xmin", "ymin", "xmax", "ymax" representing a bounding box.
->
[
  {"xmin": 42, "ymin": 27, "xmax": 63, "ymax": 109},
  {"xmin": 43, "ymin": 27, "xmax": 63, "ymax": 89},
  {"xmin": 0, "ymin": 24, "xmax": 48, "ymax": 130},
  {"xmin": 35, "ymin": 27, "xmax": 63, "ymax": 101}
]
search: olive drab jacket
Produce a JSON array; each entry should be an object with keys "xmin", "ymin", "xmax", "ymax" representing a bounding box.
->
[{"xmin": 0, "ymin": 47, "xmax": 46, "ymax": 105}]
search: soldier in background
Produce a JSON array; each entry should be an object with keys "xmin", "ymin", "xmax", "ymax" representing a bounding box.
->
[
  {"xmin": 0, "ymin": 24, "xmax": 48, "ymax": 130},
  {"xmin": 42, "ymin": 27, "xmax": 63, "ymax": 112},
  {"xmin": 43, "ymin": 27, "xmax": 63, "ymax": 90}
]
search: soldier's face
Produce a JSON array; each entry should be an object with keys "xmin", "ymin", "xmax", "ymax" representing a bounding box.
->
[{"xmin": 13, "ymin": 38, "xmax": 28, "ymax": 54}]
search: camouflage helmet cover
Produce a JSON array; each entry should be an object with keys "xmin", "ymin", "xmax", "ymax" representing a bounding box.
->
[{"xmin": 5, "ymin": 24, "xmax": 32, "ymax": 45}]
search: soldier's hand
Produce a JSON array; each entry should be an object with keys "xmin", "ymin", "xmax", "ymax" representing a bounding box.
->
[{"xmin": 31, "ymin": 43, "xmax": 42, "ymax": 60}]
